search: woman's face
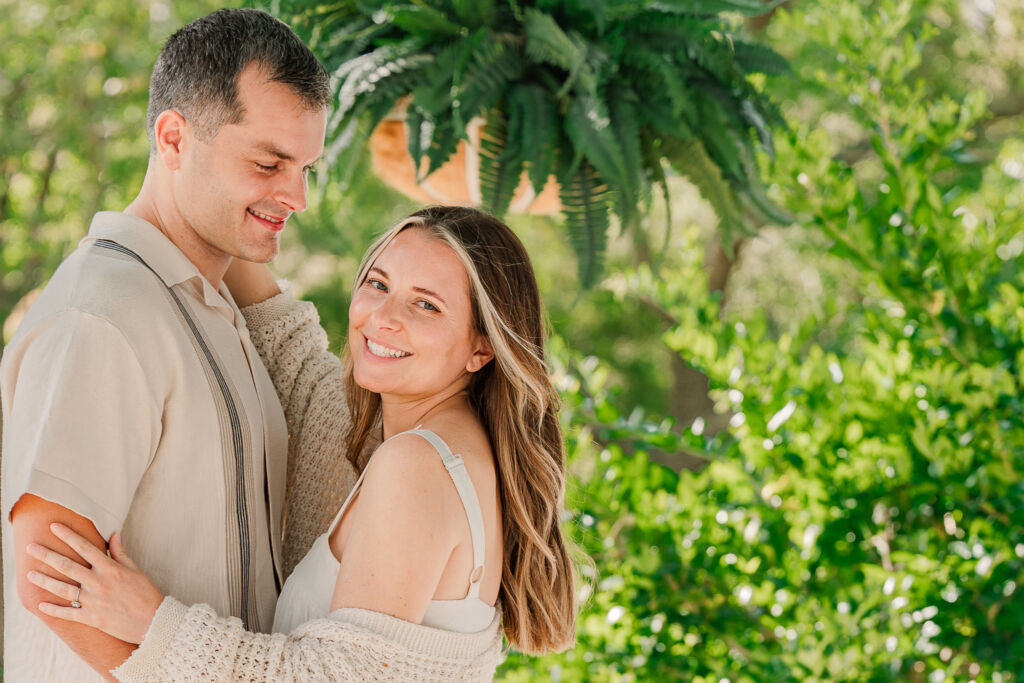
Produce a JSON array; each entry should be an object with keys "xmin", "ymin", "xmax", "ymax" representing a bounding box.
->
[{"xmin": 348, "ymin": 227, "xmax": 493, "ymax": 401}]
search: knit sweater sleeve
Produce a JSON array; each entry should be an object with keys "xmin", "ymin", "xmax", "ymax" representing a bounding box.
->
[
  {"xmin": 239, "ymin": 284, "xmax": 361, "ymax": 577},
  {"xmin": 111, "ymin": 596, "xmax": 503, "ymax": 682}
]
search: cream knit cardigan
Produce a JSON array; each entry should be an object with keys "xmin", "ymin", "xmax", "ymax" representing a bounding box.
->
[{"xmin": 111, "ymin": 288, "xmax": 504, "ymax": 682}]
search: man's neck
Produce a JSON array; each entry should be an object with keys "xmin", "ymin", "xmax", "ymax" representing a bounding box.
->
[{"xmin": 124, "ymin": 194, "xmax": 231, "ymax": 289}]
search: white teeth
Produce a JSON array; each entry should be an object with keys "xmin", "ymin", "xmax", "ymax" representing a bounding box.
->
[
  {"xmin": 248, "ymin": 209, "xmax": 283, "ymax": 223},
  {"xmin": 367, "ymin": 339, "xmax": 410, "ymax": 359}
]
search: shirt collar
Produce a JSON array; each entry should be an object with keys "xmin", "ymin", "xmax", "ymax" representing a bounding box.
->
[{"xmin": 82, "ymin": 211, "xmax": 238, "ymax": 313}]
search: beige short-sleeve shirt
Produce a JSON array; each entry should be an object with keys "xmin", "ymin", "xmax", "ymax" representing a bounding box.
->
[{"xmin": 1, "ymin": 212, "xmax": 288, "ymax": 681}]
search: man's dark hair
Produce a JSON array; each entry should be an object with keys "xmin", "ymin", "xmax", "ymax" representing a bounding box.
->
[{"xmin": 146, "ymin": 8, "xmax": 329, "ymax": 150}]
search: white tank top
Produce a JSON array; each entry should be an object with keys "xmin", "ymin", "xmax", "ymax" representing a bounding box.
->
[{"xmin": 272, "ymin": 429, "xmax": 497, "ymax": 634}]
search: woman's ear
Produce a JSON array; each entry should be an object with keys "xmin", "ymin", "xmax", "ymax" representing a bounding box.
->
[
  {"xmin": 466, "ymin": 336, "xmax": 494, "ymax": 373},
  {"xmin": 153, "ymin": 110, "xmax": 188, "ymax": 170}
]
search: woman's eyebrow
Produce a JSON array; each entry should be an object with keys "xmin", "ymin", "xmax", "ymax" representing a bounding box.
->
[{"xmin": 370, "ymin": 266, "xmax": 448, "ymax": 306}]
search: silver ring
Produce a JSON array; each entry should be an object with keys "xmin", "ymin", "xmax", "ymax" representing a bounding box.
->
[{"xmin": 71, "ymin": 587, "xmax": 82, "ymax": 609}]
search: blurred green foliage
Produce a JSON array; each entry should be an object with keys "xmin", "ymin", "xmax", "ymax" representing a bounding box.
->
[{"xmin": 494, "ymin": 1, "xmax": 1024, "ymax": 680}]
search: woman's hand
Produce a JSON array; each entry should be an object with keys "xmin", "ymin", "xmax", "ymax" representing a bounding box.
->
[
  {"xmin": 223, "ymin": 257, "xmax": 280, "ymax": 308},
  {"xmin": 25, "ymin": 523, "xmax": 164, "ymax": 645}
]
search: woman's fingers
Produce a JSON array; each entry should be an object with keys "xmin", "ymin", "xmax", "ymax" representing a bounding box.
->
[
  {"xmin": 49, "ymin": 523, "xmax": 109, "ymax": 566},
  {"xmin": 109, "ymin": 533, "xmax": 140, "ymax": 571},
  {"xmin": 26, "ymin": 570, "xmax": 79, "ymax": 602},
  {"xmin": 37, "ymin": 601, "xmax": 93, "ymax": 626},
  {"xmin": 25, "ymin": 543, "xmax": 89, "ymax": 584},
  {"xmin": 26, "ymin": 571, "xmax": 98, "ymax": 629}
]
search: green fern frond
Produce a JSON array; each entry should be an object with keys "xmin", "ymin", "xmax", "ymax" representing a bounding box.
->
[
  {"xmin": 333, "ymin": 45, "xmax": 430, "ymax": 121},
  {"xmin": 509, "ymin": 83, "xmax": 560, "ymax": 194},
  {"xmin": 454, "ymin": 37, "xmax": 526, "ymax": 129},
  {"xmin": 424, "ymin": 118, "xmax": 461, "ymax": 176},
  {"xmin": 411, "ymin": 42, "xmax": 462, "ymax": 116},
  {"xmin": 641, "ymin": 131, "xmax": 674, "ymax": 259},
  {"xmin": 523, "ymin": 4, "xmax": 599, "ymax": 96},
  {"xmin": 609, "ymin": 93, "xmax": 644, "ymax": 221},
  {"xmin": 390, "ymin": 6, "xmax": 464, "ymax": 38},
  {"xmin": 478, "ymin": 108, "xmax": 525, "ymax": 216},
  {"xmin": 621, "ymin": 10, "xmax": 707, "ymax": 44},
  {"xmin": 732, "ymin": 41, "xmax": 791, "ymax": 76},
  {"xmin": 694, "ymin": 95, "xmax": 746, "ymax": 180},
  {"xmin": 323, "ymin": 115, "xmax": 374, "ymax": 189},
  {"xmin": 740, "ymin": 98, "xmax": 774, "ymax": 156},
  {"xmin": 646, "ymin": 0, "xmax": 787, "ymax": 16},
  {"xmin": 558, "ymin": 158, "xmax": 612, "ymax": 287},
  {"xmin": 450, "ymin": 0, "xmax": 498, "ymax": 28},
  {"xmin": 565, "ymin": 94, "xmax": 636, "ymax": 212},
  {"xmin": 620, "ymin": 47, "xmax": 696, "ymax": 124},
  {"xmin": 735, "ymin": 148, "xmax": 792, "ymax": 226},
  {"xmin": 405, "ymin": 105, "xmax": 428, "ymax": 173},
  {"xmin": 665, "ymin": 137, "xmax": 748, "ymax": 239},
  {"xmin": 523, "ymin": 8, "xmax": 582, "ymax": 71}
]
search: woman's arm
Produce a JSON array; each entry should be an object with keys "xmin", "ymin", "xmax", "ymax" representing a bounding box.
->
[
  {"xmin": 228, "ymin": 266, "xmax": 365, "ymax": 575},
  {"xmin": 223, "ymin": 258, "xmax": 280, "ymax": 308},
  {"xmin": 26, "ymin": 524, "xmax": 502, "ymax": 682},
  {"xmin": 329, "ymin": 434, "xmax": 462, "ymax": 620}
]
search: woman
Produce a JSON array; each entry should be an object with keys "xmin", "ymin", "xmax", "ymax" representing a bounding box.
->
[{"xmin": 25, "ymin": 206, "xmax": 577, "ymax": 680}]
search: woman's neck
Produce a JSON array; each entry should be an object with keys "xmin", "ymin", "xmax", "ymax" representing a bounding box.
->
[{"xmin": 379, "ymin": 387, "xmax": 471, "ymax": 439}]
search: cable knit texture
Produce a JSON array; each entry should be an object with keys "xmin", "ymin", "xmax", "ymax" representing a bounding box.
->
[
  {"xmin": 109, "ymin": 286, "xmax": 502, "ymax": 680},
  {"xmin": 112, "ymin": 597, "xmax": 503, "ymax": 681},
  {"xmin": 239, "ymin": 283, "xmax": 370, "ymax": 578}
]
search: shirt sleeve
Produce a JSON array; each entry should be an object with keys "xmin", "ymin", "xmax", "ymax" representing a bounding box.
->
[{"xmin": 3, "ymin": 310, "xmax": 160, "ymax": 538}]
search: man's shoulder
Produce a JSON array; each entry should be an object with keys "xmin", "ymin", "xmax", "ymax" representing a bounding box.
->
[{"xmin": 10, "ymin": 242, "xmax": 177, "ymax": 350}]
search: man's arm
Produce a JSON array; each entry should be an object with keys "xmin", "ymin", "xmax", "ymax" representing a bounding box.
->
[{"xmin": 11, "ymin": 493, "xmax": 136, "ymax": 680}]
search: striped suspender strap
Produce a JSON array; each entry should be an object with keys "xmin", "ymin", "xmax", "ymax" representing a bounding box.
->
[{"xmin": 92, "ymin": 239, "xmax": 255, "ymax": 629}]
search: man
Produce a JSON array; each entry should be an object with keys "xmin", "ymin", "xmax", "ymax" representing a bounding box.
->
[{"xmin": 0, "ymin": 9, "xmax": 328, "ymax": 680}]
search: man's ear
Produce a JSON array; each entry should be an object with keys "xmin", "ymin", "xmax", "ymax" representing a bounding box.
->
[
  {"xmin": 466, "ymin": 336, "xmax": 494, "ymax": 373},
  {"xmin": 153, "ymin": 110, "xmax": 188, "ymax": 170}
]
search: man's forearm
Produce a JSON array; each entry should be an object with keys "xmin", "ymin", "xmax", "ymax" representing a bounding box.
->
[{"xmin": 12, "ymin": 494, "xmax": 138, "ymax": 679}]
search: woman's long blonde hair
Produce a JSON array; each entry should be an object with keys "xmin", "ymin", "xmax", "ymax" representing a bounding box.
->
[{"xmin": 342, "ymin": 206, "xmax": 576, "ymax": 653}]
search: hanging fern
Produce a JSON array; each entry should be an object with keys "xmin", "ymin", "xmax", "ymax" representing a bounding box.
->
[
  {"xmin": 277, "ymin": 0, "xmax": 791, "ymax": 284},
  {"xmin": 478, "ymin": 106, "xmax": 525, "ymax": 216},
  {"xmin": 559, "ymin": 159, "xmax": 612, "ymax": 288}
]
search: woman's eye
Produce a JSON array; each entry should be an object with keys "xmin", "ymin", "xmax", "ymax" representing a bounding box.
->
[
  {"xmin": 367, "ymin": 279, "xmax": 387, "ymax": 292},
  {"xmin": 418, "ymin": 300, "xmax": 439, "ymax": 312}
]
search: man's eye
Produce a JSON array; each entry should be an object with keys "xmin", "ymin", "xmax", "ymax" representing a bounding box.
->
[{"xmin": 256, "ymin": 163, "xmax": 277, "ymax": 172}]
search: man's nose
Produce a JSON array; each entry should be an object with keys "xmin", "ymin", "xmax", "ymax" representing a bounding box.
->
[{"xmin": 275, "ymin": 167, "xmax": 308, "ymax": 213}]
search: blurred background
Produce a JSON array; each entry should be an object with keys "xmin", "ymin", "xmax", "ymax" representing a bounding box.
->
[{"xmin": 3, "ymin": 0, "xmax": 1024, "ymax": 680}]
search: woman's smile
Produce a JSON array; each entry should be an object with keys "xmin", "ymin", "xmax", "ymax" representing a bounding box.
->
[{"xmin": 364, "ymin": 337, "xmax": 411, "ymax": 359}]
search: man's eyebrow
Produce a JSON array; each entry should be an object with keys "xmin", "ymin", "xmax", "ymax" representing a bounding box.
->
[
  {"xmin": 252, "ymin": 143, "xmax": 294, "ymax": 161},
  {"xmin": 251, "ymin": 144, "xmax": 322, "ymax": 166}
]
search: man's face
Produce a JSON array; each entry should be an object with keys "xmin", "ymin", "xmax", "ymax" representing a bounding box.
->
[{"xmin": 172, "ymin": 63, "xmax": 327, "ymax": 266}]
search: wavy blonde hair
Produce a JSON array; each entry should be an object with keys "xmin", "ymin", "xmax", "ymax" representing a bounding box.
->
[{"xmin": 342, "ymin": 206, "xmax": 576, "ymax": 653}]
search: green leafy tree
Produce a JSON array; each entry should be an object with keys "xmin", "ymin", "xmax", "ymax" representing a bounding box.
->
[
  {"xmin": 274, "ymin": 0, "xmax": 790, "ymax": 285},
  {"xmin": 498, "ymin": 0, "xmax": 1024, "ymax": 680}
]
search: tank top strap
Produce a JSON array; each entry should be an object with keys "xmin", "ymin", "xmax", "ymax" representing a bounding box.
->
[
  {"xmin": 326, "ymin": 467, "xmax": 372, "ymax": 536},
  {"xmin": 405, "ymin": 429, "xmax": 487, "ymax": 600}
]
